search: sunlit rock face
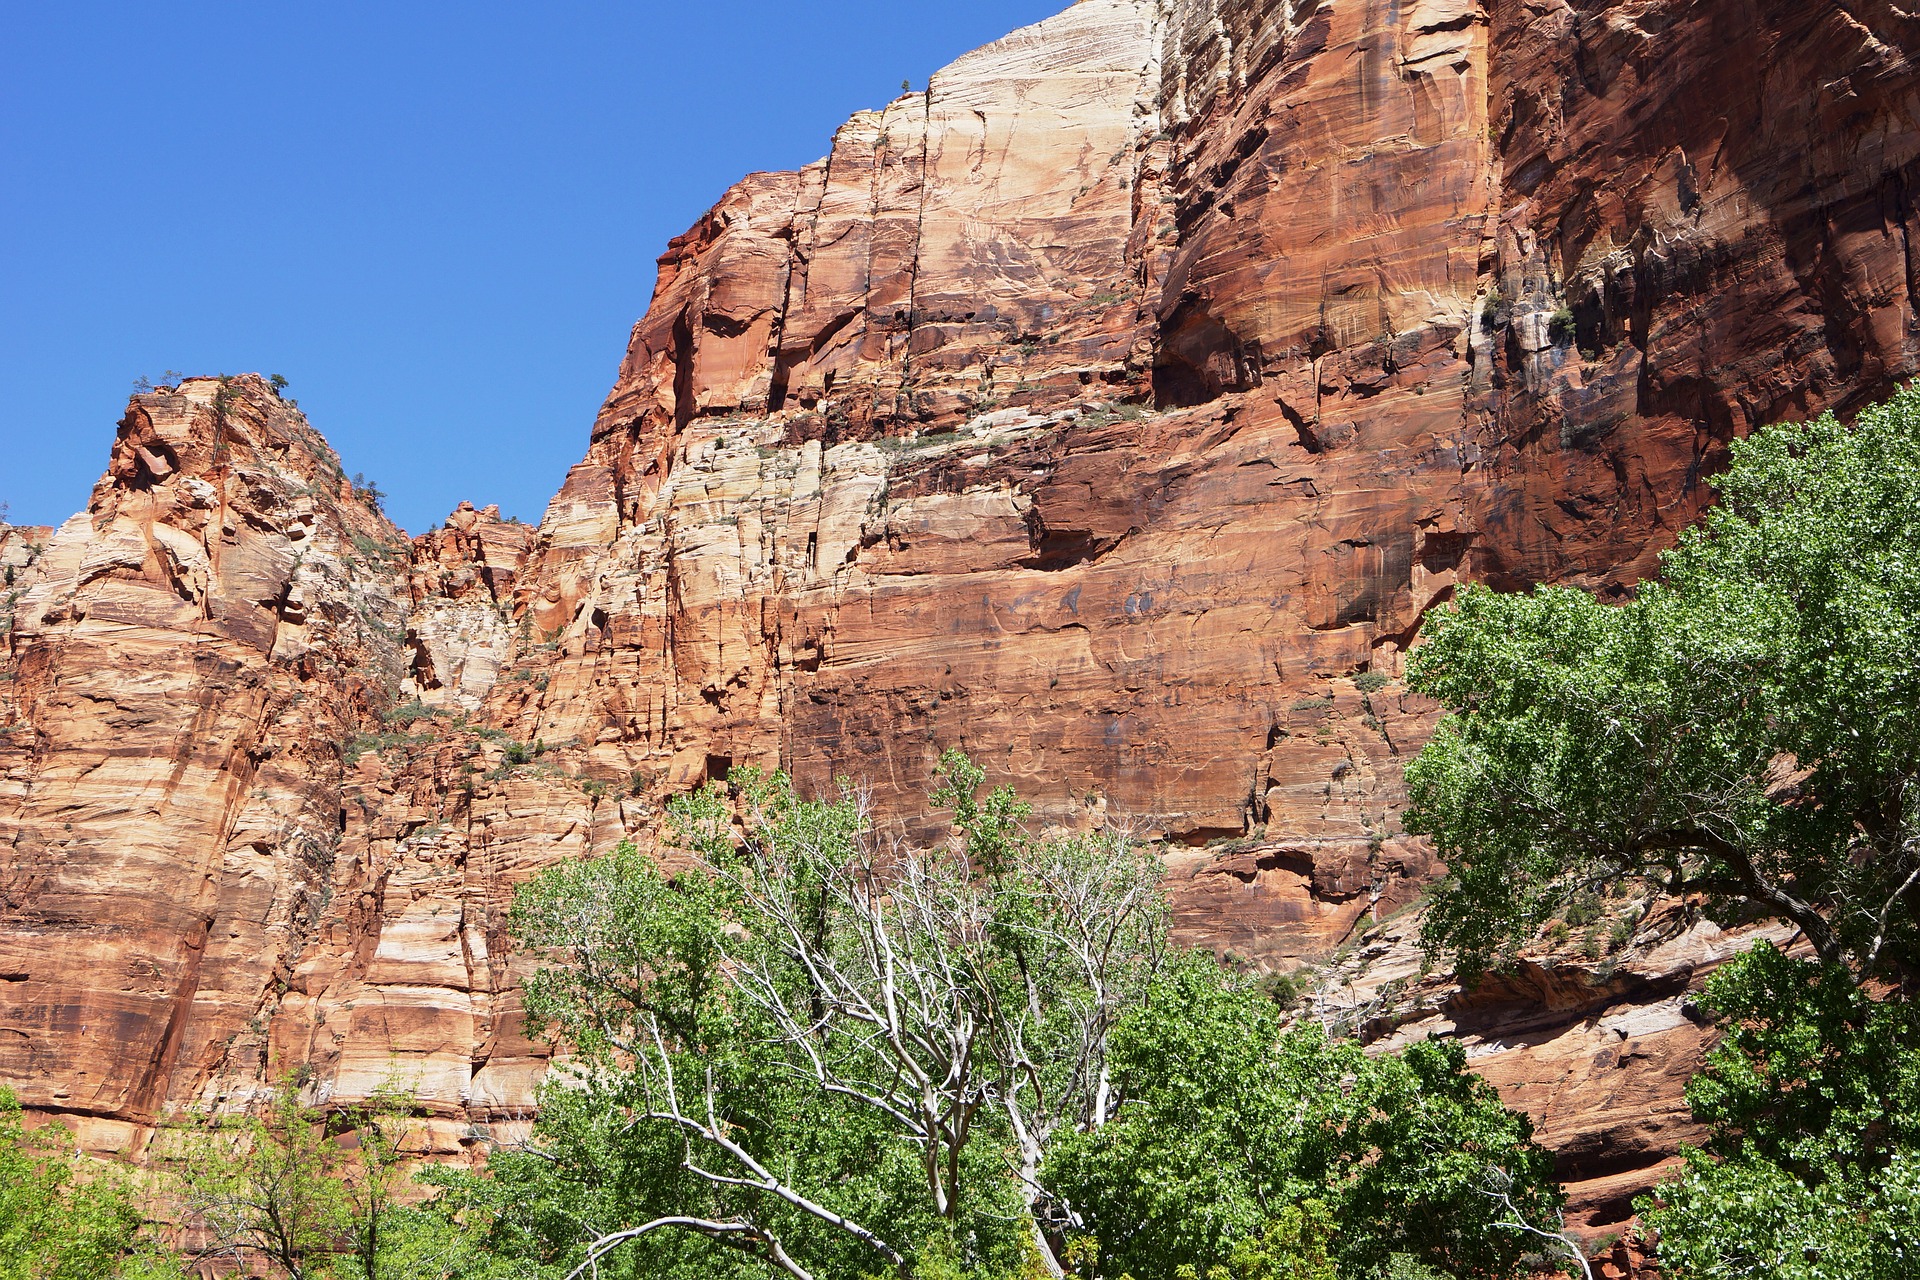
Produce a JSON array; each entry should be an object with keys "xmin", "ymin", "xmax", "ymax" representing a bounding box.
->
[{"xmin": 6, "ymin": 0, "xmax": 1920, "ymax": 1249}]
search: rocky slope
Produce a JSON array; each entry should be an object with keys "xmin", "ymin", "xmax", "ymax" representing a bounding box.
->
[{"xmin": 5, "ymin": 0, "xmax": 1920, "ymax": 1256}]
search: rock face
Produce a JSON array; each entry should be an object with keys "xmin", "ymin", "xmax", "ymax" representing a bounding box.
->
[
  {"xmin": 0, "ymin": 377, "xmax": 411, "ymax": 1152},
  {"xmin": 5, "ymin": 0, "xmax": 1920, "ymax": 1253}
]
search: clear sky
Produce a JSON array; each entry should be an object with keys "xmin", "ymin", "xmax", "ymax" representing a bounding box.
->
[{"xmin": 0, "ymin": 0, "xmax": 1066, "ymax": 533}]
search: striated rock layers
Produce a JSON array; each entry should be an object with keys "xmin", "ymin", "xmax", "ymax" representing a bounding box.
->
[{"xmin": 6, "ymin": 0, "xmax": 1920, "ymax": 1247}]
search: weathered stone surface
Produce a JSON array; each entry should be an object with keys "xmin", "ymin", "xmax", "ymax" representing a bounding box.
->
[
  {"xmin": 0, "ymin": 377, "xmax": 409, "ymax": 1130},
  {"xmin": 4, "ymin": 1, "xmax": 1920, "ymax": 1263},
  {"xmin": 402, "ymin": 503, "xmax": 535, "ymax": 713}
]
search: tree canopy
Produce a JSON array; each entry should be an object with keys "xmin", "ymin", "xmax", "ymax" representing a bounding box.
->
[
  {"xmin": 506, "ymin": 753, "xmax": 1169, "ymax": 1279},
  {"xmin": 477, "ymin": 753, "xmax": 1567, "ymax": 1280},
  {"xmin": 1637, "ymin": 944, "xmax": 1920, "ymax": 1278},
  {"xmin": 1403, "ymin": 384, "xmax": 1920, "ymax": 1273},
  {"xmin": 1405, "ymin": 384, "xmax": 1920, "ymax": 981},
  {"xmin": 1042, "ymin": 957, "xmax": 1564, "ymax": 1280}
]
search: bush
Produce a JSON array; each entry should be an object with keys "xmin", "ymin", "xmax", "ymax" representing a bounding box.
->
[
  {"xmin": 0, "ymin": 1088, "xmax": 177, "ymax": 1279},
  {"xmin": 381, "ymin": 700, "xmax": 439, "ymax": 727},
  {"xmin": 1547, "ymin": 305, "xmax": 1576, "ymax": 346}
]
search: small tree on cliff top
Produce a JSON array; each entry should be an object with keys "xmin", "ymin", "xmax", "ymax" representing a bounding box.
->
[{"xmin": 1404, "ymin": 383, "xmax": 1920, "ymax": 983}]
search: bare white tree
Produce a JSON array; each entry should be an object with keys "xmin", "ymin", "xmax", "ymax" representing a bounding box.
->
[
  {"xmin": 516, "ymin": 760, "xmax": 1168, "ymax": 1279},
  {"xmin": 1481, "ymin": 1167, "xmax": 1595, "ymax": 1280}
]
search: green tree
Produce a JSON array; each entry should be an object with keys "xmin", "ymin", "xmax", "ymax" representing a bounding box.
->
[
  {"xmin": 349, "ymin": 1163, "xmax": 546, "ymax": 1280},
  {"xmin": 1637, "ymin": 945, "xmax": 1920, "ymax": 1277},
  {"xmin": 502, "ymin": 753, "xmax": 1168, "ymax": 1279},
  {"xmin": 1405, "ymin": 385, "xmax": 1920, "ymax": 981},
  {"xmin": 175, "ymin": 1076, "xmax": 350, "ymax": 1279},
  {"xmin": 337, "ymin": 1080, "xmax": 422, "ymax": 1280},
  {"xmin": 349, "ymin": 473, "xmax": 387, "ymax": 515},
  {"xmin": 1398, "ymin": 385, "xmax": 1920, "ymax": 1274},
  {"xmin": 1043, "ymin": 957, "xmax": 1565, "ymax": 1279},
  {"xmin": 0, "ymin": 1087, "xmax": 179, "ymax": 1280}
]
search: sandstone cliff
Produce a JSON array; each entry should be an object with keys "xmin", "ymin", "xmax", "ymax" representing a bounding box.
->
[{"xmin": 5, "ymin": 0, "xmax": 1920, "ymax": 1254}]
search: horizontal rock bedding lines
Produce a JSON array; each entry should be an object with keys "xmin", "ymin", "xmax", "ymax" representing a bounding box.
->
[{"xmin": 3, "ymin": 0, "xmax": 1920, "ymax": 1257}]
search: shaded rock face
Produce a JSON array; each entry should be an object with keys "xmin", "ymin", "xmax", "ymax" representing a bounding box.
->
[{"xmin": 4, "ymin": 0, "xmax": 1920, "ymax": 1245}]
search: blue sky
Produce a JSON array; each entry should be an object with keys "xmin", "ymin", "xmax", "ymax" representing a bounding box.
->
[{"xmin": 0, "ymin": 1, "xmax": 1064, "ymax": 532}]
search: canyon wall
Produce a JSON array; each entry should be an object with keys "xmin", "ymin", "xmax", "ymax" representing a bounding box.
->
[{"xmin": 5, "ymin": 0, "xmax": 1920, "ymax": 1251}]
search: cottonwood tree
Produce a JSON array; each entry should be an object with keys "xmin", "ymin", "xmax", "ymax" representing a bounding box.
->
[
  {"xmin": 1405, "ymin": 386, "xmax": 1920, "ymax": 982},
  {"xmin": 172, "ymin": 1074, "xmax": 419, "ymax": 1280},
  {"xmin": 509, "ymin": 752, "xmax": 1168, "ymax": 1280},
  {"xmin": 174, "ymin": 1078, "xmax": 349, "ymax": 1280},
  {"xmin": 1636, "ymin": 943, "xmax": 1920, "ymax": 1278},
  {"xmin": 1403, "ymin": 386, "xmax": 1920, "ymax": 1274}
]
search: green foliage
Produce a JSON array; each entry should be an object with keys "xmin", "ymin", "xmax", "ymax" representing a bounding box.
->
[
  {"xmin": 1637, "ymin": 946, "xmax": 1920, "ymax": 1278},
  {"xmin": 175, "ymin": 1076, "xmax": 351, "ymax": 1278},
  {"xmin": 212, "ymin": 374, "xmax": 240, "ymax": 423},
  {"xmin": 344, "ymin": 729, "xmax": 433, "ymax": 765},
  {"xmin": 1169, "ymin": 1201, "xmax": 1339, "ymax": 1280},
  {"xmin": 1643, "ymin": 1150, "xmax": 1919, "ymax": 1280},
  {"xmin": 434, "ymin": 761, "xmax": 1566, "ymax": 1280},
  {"xmin": 0, "ymin": 1088, "xmax": 178, "ymax": 1280},
  {"xmin": 350, "ymin": 473, "xmax": 387, "ymax": 514},
  {"xmin": 1546, "ymin": 306, "xmax": 1576, "ymax": 347},
  {"xmin": 1381, "ymin": 1257, "xmax": 1452, "ymax": 1280},
  {"xmin": 382, "ymin": 700, "xmax": 441, "ymax": 728},
  {"xmin": 926, "ymin": 746, "xmax": 1030, "ymax": 874},
  {"xmin": 1406, "ymin": 384, "xmax": 1920, "ymax": 980},
  {"xmin": 336, "ymin": 1080, "xmax": 422, "ymax": 1280},
  {"xmin": 499, "ymin": 757, "xmax": 1167, "ymax": 1279},
  {"xmin": 1043, "ymin": 957, "xmax": 1564, "ymax": 1279},
  {"xmin": 1353, "ymin": 671, "xmax": 1390, "ymax": 694},
  {"xmin": 1561, "ymin": 892, "xmax": 1603, "ymax": 928},
  {"xmin": 1683, "ymin": 943, "xmax": 1920, "ymax": 1175},
  {"xmin": 169, "ymin": 1075, "xmax": 423, "ymax": 1280}
]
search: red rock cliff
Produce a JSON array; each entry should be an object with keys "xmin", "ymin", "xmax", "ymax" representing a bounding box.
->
[{"xmin": 4, "ymin": 0, "xmax": 1920, "ymax": 1249}]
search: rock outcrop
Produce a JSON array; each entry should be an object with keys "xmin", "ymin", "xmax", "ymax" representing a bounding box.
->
[
  {"xmin": 5, "ymin": 0, "xmax": 1920, "ymax": 1256},
  {"xmin": 0, "ymin": 377, "xmax": 411, "ymax": 1152}
]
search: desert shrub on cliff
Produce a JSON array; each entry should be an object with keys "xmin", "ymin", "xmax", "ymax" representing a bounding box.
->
[{"xmin": 0, "ymin": 1088, "xmax": 179, "ymax": 1280}]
